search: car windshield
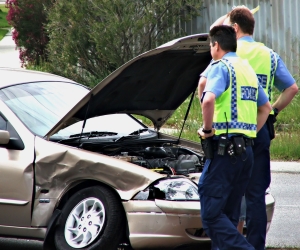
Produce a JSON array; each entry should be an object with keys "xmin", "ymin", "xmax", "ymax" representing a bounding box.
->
[
  {"xmin": 0, "ymin": 82, "xmax": 146, "ymax": 137},
  {"xmin": 0, "ymin": 82, "xmax": 88, "ymax": 136}
]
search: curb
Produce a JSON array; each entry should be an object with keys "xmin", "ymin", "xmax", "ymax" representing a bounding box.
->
[{"xmin": 271, "ymin": 161, "xmax": 300, "ymax": 173}]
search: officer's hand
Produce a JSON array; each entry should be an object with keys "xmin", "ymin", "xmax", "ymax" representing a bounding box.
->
[
  {"xmin": 232, "ymin": 5, "xmax": 259, "ymax": 14},
  {"xmin": 197, "ymin": 128, "xmax": 215, "ymax": 139},
  {"xmin": 232, "ymin": 5, "xmax": 250, "ymax": 10}
]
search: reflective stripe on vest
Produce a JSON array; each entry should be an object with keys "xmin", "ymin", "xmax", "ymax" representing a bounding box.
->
[{"xmin": 269, "ymin": 50, "xmax": 277, "ymax": 102}]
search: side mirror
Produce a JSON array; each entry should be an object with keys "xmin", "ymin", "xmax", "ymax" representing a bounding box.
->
[
  {"xmin": 0, "ymin": 130, "xmax": 10, "ymax": 144},
  {"xmin": 0, "ymin": 130, "xmax": 24, "ymax": 150}
]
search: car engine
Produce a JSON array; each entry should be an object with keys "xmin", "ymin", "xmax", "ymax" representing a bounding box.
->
[
  {"xmin": 110, "ymin": 146, "xmax": 205, "ymax": 175},
  {"xmin": 65, "ymin": 134, "xmax": 205, "ymax": 176}
]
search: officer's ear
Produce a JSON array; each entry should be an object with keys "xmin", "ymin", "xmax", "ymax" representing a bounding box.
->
[
  {"xmin": 214, "ymin": 41, "xmax": 221, "ymax": 51},
  {"xmin": 231, "ymin": 22, "xmax": 239, "ymax": 33}
]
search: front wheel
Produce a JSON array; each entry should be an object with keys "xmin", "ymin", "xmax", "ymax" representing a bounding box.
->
[{"xmin": 54, "ymin": 186, "xmax": 125, "ymax": 250}]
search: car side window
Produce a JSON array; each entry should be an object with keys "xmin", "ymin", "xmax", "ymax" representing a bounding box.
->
[{"xmin": 0, "ymin": 113, "xmax": 24, "ymax": 150}]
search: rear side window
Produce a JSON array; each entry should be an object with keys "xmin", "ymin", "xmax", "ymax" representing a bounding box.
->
[{"xmin": 0, "ymin": 115, "xmax": 6, "ymax": 130}]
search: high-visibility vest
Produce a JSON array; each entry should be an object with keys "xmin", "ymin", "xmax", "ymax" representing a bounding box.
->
[
  {"xmin": 212, "ymin": 57, "xmax": 258, "ymax": 138},
  {"xmin": 237, "ymin": 40, "xmax": 277, "ymax": 113}
]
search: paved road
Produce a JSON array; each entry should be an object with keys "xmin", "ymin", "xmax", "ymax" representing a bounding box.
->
[
  {"xmin": 0, "ymin": 238, "xmax": 42, "ymax": 250},
  {"xmin": 0, "ymin": 166, "xmax": 299, "ymax": 250},
  {"xmin": 266, "ymin": 170, "xmax": 300, "ymax": 248},
  {"xmin": 0, "ymin": 28, "xmax": 21, "ymax": 68},
  {"xmin": 0, "ymin": 238, "xmax": 212, "ymax": 250}
]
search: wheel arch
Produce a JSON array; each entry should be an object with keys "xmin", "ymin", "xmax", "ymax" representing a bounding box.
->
[{"xmin": 56, "ymin": 180, "xmax": 121, "ymax": 209}]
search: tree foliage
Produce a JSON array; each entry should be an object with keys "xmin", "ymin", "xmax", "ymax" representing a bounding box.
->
[
  {"xmin": 6, "ymin": 0, "xmax": 52, "ymax": 67},
  {"xmin": 46, "ymin": 0, "xmax": 203, "ymax": 86}
]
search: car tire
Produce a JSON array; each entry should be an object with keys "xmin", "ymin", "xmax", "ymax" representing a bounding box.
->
[{"xmin": 54, "ymin": 186, "xmax": 125, "ymax": 250}]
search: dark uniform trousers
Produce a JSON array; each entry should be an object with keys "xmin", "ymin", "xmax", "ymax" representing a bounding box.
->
[
  {"xmin": 245, "ymin": 123, "xmax": 271, "ymax": 250},
  {"xmin": 198, "ymin": 143, "xmax": 255, "ymax": 250}
]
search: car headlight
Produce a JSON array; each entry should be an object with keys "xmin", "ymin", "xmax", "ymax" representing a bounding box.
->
[{"xmin": 133, "ymin": 178, "xmax": 199, "ymax": 201}]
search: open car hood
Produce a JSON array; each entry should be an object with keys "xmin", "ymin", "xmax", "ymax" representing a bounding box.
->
[{"xmin": 45, "ymin": 33, "xmax": 211, "ymax": 138}]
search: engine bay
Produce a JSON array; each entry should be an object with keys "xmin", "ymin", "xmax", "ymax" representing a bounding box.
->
[{"xmin": 80, "ymin": 141, "xmax": 205, "ymax": 176}]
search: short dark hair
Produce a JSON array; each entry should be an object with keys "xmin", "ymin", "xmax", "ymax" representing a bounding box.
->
[
  {"xmin": 230, "ymin": 8, "xmax": 255, "ymax": 35},
  {"xmin": 209, "ymin": 25, "xmax": 237, "ymax": 52}
]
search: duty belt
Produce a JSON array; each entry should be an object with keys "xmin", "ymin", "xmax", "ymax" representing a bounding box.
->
[
  {"xmin": 200, "ymin": 135, "xmax": 254, "ymax": 159},
  {"xmin": 213, "ymin": 136, "xmax": 254, "ymax": 150}
]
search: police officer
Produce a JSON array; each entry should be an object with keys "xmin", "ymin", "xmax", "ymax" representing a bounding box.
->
[
  {"xmin": 198, "ymin": 25, "xmax": 271, "ymax": 250},
  {"xmin": 223, "ymin": 8, "xmax": 298, "ymax": 250}
]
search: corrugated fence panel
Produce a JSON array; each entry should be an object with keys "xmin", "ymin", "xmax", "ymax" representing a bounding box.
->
[{"xmin": 185, "ymin": 0, "xmax": 300, "ymax": 77}]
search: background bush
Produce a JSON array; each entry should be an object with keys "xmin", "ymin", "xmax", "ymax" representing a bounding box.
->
[
  {"xmin": 5, "ymin": 0, "xmax": 52, "ymax": 66},
  {"xmin": 45, "ymin": 0, "xmax": 203, "ymax": 86}
]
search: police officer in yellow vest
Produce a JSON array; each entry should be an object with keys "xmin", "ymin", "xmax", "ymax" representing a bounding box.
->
[
  {"xmin": 197, "ymin": 25, "xmax": 272, "ymax": 250},
  {"xmin": 199, "ymin": 7, "xmax": 299, "ymax": 250},
  {"xmin": 228, "ymin": 8, "xmax": 298, "ymax": 250}
]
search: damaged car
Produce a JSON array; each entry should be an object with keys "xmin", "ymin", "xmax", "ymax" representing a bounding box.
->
[{"xmin": 0, "ymin": 33, "xmax": 275, "ymax": 250}]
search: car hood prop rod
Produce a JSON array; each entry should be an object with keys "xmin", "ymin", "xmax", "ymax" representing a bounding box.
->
[
  {"xmin": 78, "ymin": 94, "xmax": 94, "ymax": 147},
  {"xmin": 177, "ymin": 89, "xmax": 196, "ymax": 143}
]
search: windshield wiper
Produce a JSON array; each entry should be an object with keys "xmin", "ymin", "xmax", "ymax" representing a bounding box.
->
[
  {"xmin": 114, "ymin": 134, "xmax": 140, "ymax": 142},
  {"xmin": 69, "ymin": 131, "xmax": 118, "ymax": 138},
  {"xmin": 115, "ymin": 128, "xmax": 153, "ymax": 142},
  {"xmin": 115, "ymin": 128, "xmax": 152, "ymax": 142},
  {"xmin": 129, "ymin": 128, "xmax": 151, "ymax": 135}
]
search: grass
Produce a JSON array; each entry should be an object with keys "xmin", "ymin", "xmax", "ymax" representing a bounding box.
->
[
  {"xmin": 0, "ymin": 4, "xmax": 10, "ymax": 40},
  {"xmin": 0, "ymin": 5, "xmax": 9, "ymax": 28},
  {"xmin": 269, "ymin": 88, "xmax": 300, "ymax": 161},
  {"xmin": 138, "ymin": 86, "xmax": 300, "ymax": 161},
  {"xmin": 0, "ymin": 28, "xmax": 7, "ymax": 40}
]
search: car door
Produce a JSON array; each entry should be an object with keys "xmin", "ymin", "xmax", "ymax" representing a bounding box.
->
[{"xmin": 0, "ymin": 105, "xmax": 35, "ymax": 228}]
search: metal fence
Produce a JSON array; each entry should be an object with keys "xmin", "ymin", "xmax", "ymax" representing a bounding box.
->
[{"xmin": 184, "ymin": 0, "xmax": 300, "ymax": 78}]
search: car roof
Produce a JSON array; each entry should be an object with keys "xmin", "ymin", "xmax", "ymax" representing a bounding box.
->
[{"xmin": 0, "ymin": 67, "xmax": 76, "ymax": 88}]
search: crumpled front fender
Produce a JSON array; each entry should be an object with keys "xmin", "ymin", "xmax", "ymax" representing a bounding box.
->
[{"xmin": 32, "ymin": 136, "xmax": 161, "ymax": 227}]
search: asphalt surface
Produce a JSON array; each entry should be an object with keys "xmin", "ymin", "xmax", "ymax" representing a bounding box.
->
[
  {"xmin": 1, "ymin": 7, "xmax": 300, "ymax": 249},
  {"xmin": 0, "ymin": 28, "xmax": 21, "ymax": 68},
  {"xmin": 266, "ymin": 171, "xmax": 300, "ymax": 249}
]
